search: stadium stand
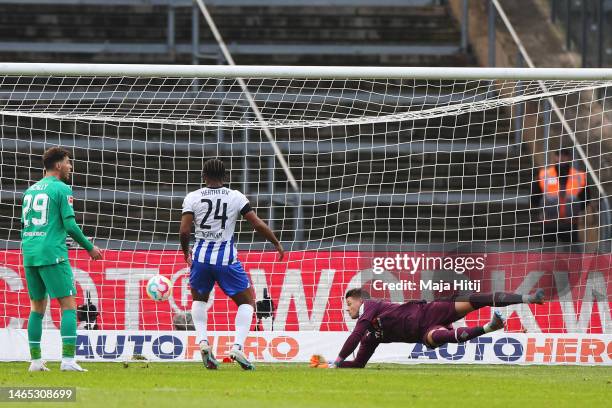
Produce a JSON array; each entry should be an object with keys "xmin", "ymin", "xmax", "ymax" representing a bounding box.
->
[{"xmin": 0, "ymin": 0, "xmax": 533, "ymax": 251}]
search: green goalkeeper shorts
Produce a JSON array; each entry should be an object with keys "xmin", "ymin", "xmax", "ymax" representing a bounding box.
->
[{"xmin": 25, "ymin": 261, "xmax": 76, "ymax": 300}]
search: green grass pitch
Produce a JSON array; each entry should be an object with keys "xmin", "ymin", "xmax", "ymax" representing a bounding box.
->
[{"xmin": 0, "ymin": 362, "xmax": 610, "ymax": 407}]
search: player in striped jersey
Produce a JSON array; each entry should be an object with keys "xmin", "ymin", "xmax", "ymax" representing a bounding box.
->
[{"xmin": 179, "ymin": 159, "xmax": 284, "ymax": 370}]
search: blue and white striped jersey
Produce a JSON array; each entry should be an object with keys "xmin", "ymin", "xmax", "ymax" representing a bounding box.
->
[{"xmin": 182, "ymin": 186, "xmax": 251, "ymax": 266}]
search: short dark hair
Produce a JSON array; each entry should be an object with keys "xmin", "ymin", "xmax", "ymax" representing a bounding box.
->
[
  {"xmin": 202, "ymin": 159, "xmax": 226, "ymax": 181},
  {"xmin": 42, "ymin": 147, "xmax": 71, "ymax": 170},
  {"xmin": 558, "ymin": 148, "xmax": 573, "ymax": 158},
  {"xmin": 345, "ymin": 288, "xmax": 370, "ymax": 300}
]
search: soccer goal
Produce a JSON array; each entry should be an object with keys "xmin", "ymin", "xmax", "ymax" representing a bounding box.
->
[{"xmin": 0, "ymin": 63, "xmax": 610, "ymax": 364}]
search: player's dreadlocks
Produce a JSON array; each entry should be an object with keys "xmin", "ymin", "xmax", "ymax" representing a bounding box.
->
[{"xmin": 202, "ymin": 159, "xmax": 226, "ymax": 181}]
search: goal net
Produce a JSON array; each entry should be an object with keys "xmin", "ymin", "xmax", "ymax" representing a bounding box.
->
[{"xmin": 0, "ymin": 64, "xmax": 611, "ymax": 363}]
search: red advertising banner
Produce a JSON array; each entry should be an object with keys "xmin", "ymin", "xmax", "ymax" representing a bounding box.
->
[{"xmin": 1, "ymin": 250, "xmax": 611, "ymax": 333}]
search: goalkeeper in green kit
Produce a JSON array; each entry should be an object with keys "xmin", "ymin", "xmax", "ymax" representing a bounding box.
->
[{"xmin": 21, "ymin": 147, "xmax": 102, "ymax": 372}]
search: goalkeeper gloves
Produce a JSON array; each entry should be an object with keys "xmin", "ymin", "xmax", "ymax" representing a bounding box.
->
[
  {"xmin": 309, "ymin": 355, "xmax": 342, "ymax": 368},
  {"xmin": 309, "ymin": 354, "xmax": 328, "ymax": 368}
]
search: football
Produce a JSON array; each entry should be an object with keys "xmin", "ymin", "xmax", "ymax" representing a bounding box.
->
[{"xmin": 146, "ymin": 275, "xmax": 173, "ymax": 302}]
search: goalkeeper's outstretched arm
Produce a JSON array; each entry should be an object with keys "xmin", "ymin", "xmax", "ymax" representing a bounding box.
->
[
  {"xmin": 312, "ymin": 334, "xmax": 378, "ymax": 369},
  {"xmin": 312, "ymin": 292, "xmax": 381, "ymax": 369}
]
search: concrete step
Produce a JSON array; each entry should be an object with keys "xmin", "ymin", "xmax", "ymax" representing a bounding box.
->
[
  {"xmin": 0, "ymin": 4, "xmax": 470, "ymax": 66},
  {"xmin": 0, "ymin": 5, "xmax": 459, "ymax": 43},
  {"xmin": 0, "ymin": 199, "xmax": 538, "ymax": 245},
  {"xmin": 0, "ymin": 49, "xmax": 473, "ymax": 66},
  {"xmin": 0, "ymin": 105, "xmax": 514, "ymax": 145},
  {"xmin": 0, "ymin": 140, "xmax": 528, "ymax": 189}
]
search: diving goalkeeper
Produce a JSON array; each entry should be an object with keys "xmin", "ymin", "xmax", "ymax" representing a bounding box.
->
[
  {"xmin": 22, "ymin": 147, "xmax": 103, "ymax": 372},
  {"xmin": 311, "ymin": 287, "xmax": 544, "ymax": 368}
]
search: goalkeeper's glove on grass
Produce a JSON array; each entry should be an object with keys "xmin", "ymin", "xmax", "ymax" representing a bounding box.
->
[{"xmin": 310, "ymin": 355, "xmax": 342, "ymax": 368}]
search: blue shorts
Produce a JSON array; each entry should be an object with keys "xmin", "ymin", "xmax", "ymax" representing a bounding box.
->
[{"xmin": 189, "ymin": 260, "xmax": 250, "ymax": 297}]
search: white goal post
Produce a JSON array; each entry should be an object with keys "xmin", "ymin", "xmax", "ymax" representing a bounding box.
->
[
  {"xmin": 3, "ymin": 63, "xmax": 612, "ymax": 79},
  {"xmin": 0, "ymin": 63, "xmax": 611, "ymax": 364}
]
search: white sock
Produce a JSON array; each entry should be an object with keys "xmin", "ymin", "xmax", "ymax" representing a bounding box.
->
[
  {"xmin": 191, "ymin": 301, "xmax": 208, "ymax": 345},
  {"xmin": 31, "ymin": 358, "xmax": 42, "ymax": 364},
  {"xmin": 233, "ymin": 304, "xmax": 254, "ymax": 349},
  {"xmin": 61, "ymin": 357, "xmax": 75, "ymax": 364}
]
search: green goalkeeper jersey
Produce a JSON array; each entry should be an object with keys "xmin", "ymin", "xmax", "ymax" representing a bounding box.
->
[{"xmin": 21, "ymin": 176, "xmax": 92, "ymax": 266}]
